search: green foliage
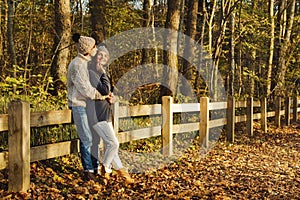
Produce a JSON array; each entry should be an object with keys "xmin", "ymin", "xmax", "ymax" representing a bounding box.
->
[{"xmin": 105, "ymin": 2, "xmax": 142, "ymax": 37}]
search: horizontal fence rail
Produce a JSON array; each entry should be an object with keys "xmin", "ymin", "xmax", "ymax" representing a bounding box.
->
[{"xmin": 0, "ymin": 96, "xmax": 299, "ymax": 192}]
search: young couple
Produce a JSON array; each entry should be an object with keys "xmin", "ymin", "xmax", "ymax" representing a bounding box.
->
[{"xmin": 67, "ymin": 33, "xmax": 134, "ymax": 184}]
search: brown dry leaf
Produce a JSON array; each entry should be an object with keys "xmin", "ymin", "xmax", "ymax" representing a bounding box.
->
[{"xmin": 1, "ymin": 124, "xmax": 300, "ymax": 199}]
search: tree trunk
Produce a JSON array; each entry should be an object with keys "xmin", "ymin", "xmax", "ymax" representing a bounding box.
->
[
  {"xmin": 248, "ymin": 0, "xmax": 256, "ymax": 97},
  {"xmin": 266, "ymin": 0, "xmax": 274, "ymax": 97},
  {"xmin": 0, "ymin": 1, "xmax": 5, "ymax": 75},
  {"xmin": 229, "ymin": 9, "xmax": 235, "ymax": 97},
  {"xmin": 7, "ymin": 0, "xmax": 16, "ymax": 93},
  {"xmin": 181, "ymin": 0, "xmax": 198, "ymax": 96},
  {"xmin": 195, "ymin": 0, "xmax": 209, "ymax": 96},
  {"xmin": 142, "ymin": 0, "xmax": 152, "ymax": 65},
  {"xmin": 208, "ymin": 0, "xmax": 217, "ymax": 57},
  {"xmin": 7, "ymin": 0, "xmax": 16, "ymax": 69},
  {"xmin": 207, "ymin": 0, "xmax": 217, "ymax": 99},
  {"xmin": 0, "ymin": 2, "xmax": 3, "ymax": 58},
  {"xmin": 90, "ymin": 0, "xmax": 106, "ymax": 43},
  {"xmin": 160, "ymin": 0, "xmax": 181, "ymax": 100},
  {"xmin": 236, "ymin": 0, "xmax": 242, "ymax": 97},
  {"xmin": 275, "ymin": 0, "xmax": 296, "ymax": 96},
  {"xmin": 51, "ymin": 0, "xmax": 71, "ymax": 94},
  {"xmin": 212, "ymin": 0, "xmax": 232, "ymax": 100},
  {"xmin": 24, "ymin": 1, "xmax": 34, "ymax": 95}
]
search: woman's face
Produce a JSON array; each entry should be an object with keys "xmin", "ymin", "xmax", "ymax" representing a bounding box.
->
[{"xmin": 96, "ymin": 51, "xmax": 108, "ymax": 66}]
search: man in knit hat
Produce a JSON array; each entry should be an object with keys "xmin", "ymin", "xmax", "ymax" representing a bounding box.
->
[{"xmin": 67, "ymin": 33, "xmax": 109, "ymax": 181}]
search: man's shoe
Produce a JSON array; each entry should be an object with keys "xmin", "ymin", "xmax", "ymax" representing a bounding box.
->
[
  {"xmin": 94, "ymin": 166, "xmax": 102, "ymax": 176},
  {"xmin": 84, "ymin": 172, "xmax": 97, "ymax": 181},
  {"xmin": 100, "ymin": 165, "xmax": 111, "ymax": 185}
]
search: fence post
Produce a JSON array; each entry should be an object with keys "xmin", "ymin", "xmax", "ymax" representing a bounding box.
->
[
  {"xmin": 8, "ymin": 100, "xmax": 30, "ymax": 192},
  {"xmin": 112, "ymin": 100, "xmax": 119, "ymax": 135},
  {"xmin": 247, "ymin": 97, "xmax": 254, "ymax": 137},
  {"xmin": 162, "ymin": 96, "xmax": 173, "ymax": 157},
  {"xmin": 199, "ymin": 97, "xmax": 209, "ymax": 148},
  {"xmin": 293, "ymin": 96, "xmax": 298, "ymax": 123},
  {"xmin": 261, "ymin": 98, "xmax": 267, "ymax": 133},
  {"xmin": 285, "ymin": 97, "xmax": 291, "ymax": 126},
  {"xmin": 226, "ymin": 96, "xmax": 235, "ymax": 143},
  {"xmin": 275, "ymin": 97, "xmax": 281, "ymax": 127}
]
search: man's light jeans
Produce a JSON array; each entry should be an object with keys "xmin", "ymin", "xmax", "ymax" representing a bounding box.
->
[{"xmin": 72, "ymin": 106, "xmax": 98, "ymax": 172}]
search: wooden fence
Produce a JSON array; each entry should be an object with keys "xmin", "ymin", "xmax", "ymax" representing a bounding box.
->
[{"xmin": 0, "ymin": 96, "xmax": 299, "ymax": 192}]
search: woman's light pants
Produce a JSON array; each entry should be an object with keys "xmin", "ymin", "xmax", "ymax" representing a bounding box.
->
[{"xmin": 92, "ymin": 121, "xmax": 123, "ymax": 172}]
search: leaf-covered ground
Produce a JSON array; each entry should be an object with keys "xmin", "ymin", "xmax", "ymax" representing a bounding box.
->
[{"xmin": 1, "ymin": 122, "xmax": 299, "ymax": 199}]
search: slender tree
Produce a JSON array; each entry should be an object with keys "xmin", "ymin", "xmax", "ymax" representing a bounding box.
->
[
  {"xmin": 142, "ymin": 0, "xmax": 152, "ymax": 64},
  {"xmin": 181, "ymin": 0, "xmax": 198, "ymax": 96},
  {"xmin": 236, "ymin": 0, "xmax": 243, "ymax": 96},
  {"xmin": 229, "ymin": 6, "xmax": 235, "ymax": 97},
  {"xmin": 194, "ymin": 0, "xmax": 208, "ymax": 96},
  {"xmin": 7, "ymin": 0, "xmax": 16, "ymax": 71},
  {"xmin": 266, "ymin": 0, "xmax": 275, "ymax": 97},
  {"xmin": 160, "ymin": 0, "xmax": 181, "ymax": 99},
  {"xmin": 90, "ymin": 0, "xmax": 106, "ymax": 42},
  {"xmin": 212, "ymin": 0, "xmax": 235, "ymax": 100},
  {"xmin": 275, "ymin": 0, "xmax": 296, "ymax": 96},
  {"xmin": 51, "ymin": 0, "xmax": 72, "ymax": 93}
]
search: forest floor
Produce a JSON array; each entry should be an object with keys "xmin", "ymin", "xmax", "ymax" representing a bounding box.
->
[{"xmin": 0, "ymin": 121, "xmax": 299, "ymax": 199}]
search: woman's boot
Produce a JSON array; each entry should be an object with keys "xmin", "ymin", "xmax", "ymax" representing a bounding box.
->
[{"xmin": 116, "ymin": 168, "xmax": 134, "ymax": 184}]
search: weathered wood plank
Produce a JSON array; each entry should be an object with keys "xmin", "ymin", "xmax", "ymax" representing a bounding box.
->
[
  {"xmin": 247, "ymin": 97, "xmax": 254, "ymax": 137},
  {"xmin": 285, "ymin": 97, "xmax": 291, "ymax": 126},
  {"xmin": 162, "ymin": 96, "xmax": 173, "ymax": 156},
  {"xmin": 199, "ymin": 97, "xmax": 209, "ymax": 148},
  {"xmin": 275, "ymin": 97, "xmax": 281, "ymax": 127},
  {"xmin": 209, "ymin": 102, "xmax": 227, "ymax": 110},
  {"xmin": 236, "ymin": 100, "xmax": 247, "ymax": 108},
  {"xmin": 261, "ymin": 98, "xmax": 267, "ymax": 133},
  {"xmin": 235, "ymin": 115, "xmax": 246, "ymax": 123},
  {"xmin": 8, "ymin": 101, "xmax": 30, "ymax": 192},
  {"xmin": 227, "ymin": 97, "xmax": 235, "ymax": 143},
  {"xmin": 0, "ymin": 151, "xmax": 8, "ymax": 170},
  {"xmin": 292, "ymin": 96, "xmax": 298, "ymax": 123},
  {"xmin": 30, "ymin": 140, "xmax": 80, "ymax": 162},
  {"xmin": 267, "ymin": 111, "xmax": 275, "ymax": 117},
  {"xmin": 173, "ymin": 123, "xmax": 198, "ymax": 133},
  {"xmin": 119, "ymin": 104, "xmax": 161, "ymax": 118},
  {"xmin": 253, "ymin": 101, "xmax": 261, "ymax": 107},
  {"xmin": 112, "ymin": 101, "xmax": 119, "ymax": 134},
  {"xmin": 0, "ymin": 114, "xmax": 8, "ymax": 132},
  {"xmin": 30, "ymin": 110, "xmax": 72, "ymax": 127},
  {"xmin": 210, "ymin": 118, "xmax": 227, "ymax": 128},
  {"xmin": 0, "ymin": 140, "xmax": 81, "ymax": 169},
  {"xmin": 173, "ymin": 103, "xmax": 200, "ymax": 113},
  {"xmin": 117, "ymin": 126, "xmax": 162, "ymax": 143},
  {"xmin": 253, "ymin": 113, "xmax": 261, "ymax": 120}
]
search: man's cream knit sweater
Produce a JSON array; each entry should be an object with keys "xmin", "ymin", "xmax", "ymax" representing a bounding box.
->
[{"xmin": 67, "ymin": 53, "xmax": 104, "ymax": 108}]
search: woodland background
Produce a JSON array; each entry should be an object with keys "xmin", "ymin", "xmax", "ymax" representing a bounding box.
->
[
  {"xmin": 0, "ymin": 1, "xmax": 300, "ymax": 198},
  {"xmin": 0, "ymin": 0, "xmax": 299, "ymax": 112}
]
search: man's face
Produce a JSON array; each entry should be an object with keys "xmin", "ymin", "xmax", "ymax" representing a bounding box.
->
[{"xmin": 89, "ymin": 45, "xmax": 97, "ymax": 57}]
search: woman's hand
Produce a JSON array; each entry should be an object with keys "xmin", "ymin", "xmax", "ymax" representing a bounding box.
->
[
  {"xmin": 106, "ymin": 92, "xmax": 115, "ymax": 104},
  {"xmin": 96, "ymin": 64, "xmax": 106, "ymax": 74}
]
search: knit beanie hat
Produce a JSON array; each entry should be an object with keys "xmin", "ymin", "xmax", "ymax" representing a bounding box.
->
[
  {"xmin": 72, "ymin": 33, "xmax": 95, "ymax": 55},
  {"xmin": 97, "ymin": 43, "xmax": 109, "ymax": 58}
]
